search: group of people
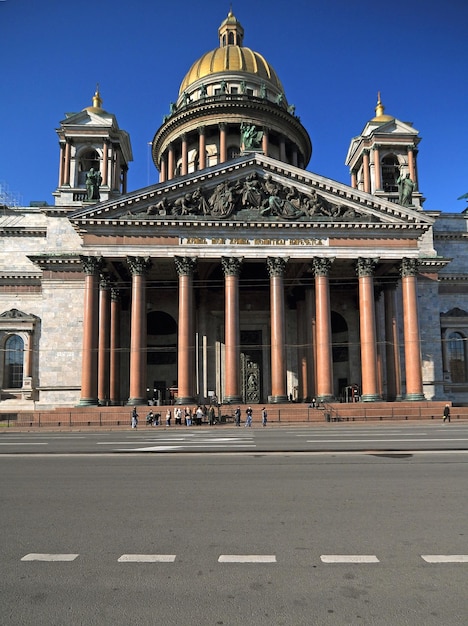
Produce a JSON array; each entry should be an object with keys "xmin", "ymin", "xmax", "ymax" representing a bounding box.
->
[
  {"xmin": 143, "ymin": 404, "xmax": 218, "ymax": 427},
  {"xmin": 132, "ymin": 404, "xmax": 269, "ymax": 428},
  {"xmin": 234, "ymin": 406, "xmax": 268, "ymax": 427}
]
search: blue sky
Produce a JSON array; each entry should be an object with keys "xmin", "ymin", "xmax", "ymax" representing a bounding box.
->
[{"xmin": 1, "ymin": 0, "xmax": 467, "ymax": 212}]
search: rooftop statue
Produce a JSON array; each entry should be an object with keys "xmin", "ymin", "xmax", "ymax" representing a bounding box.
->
[
  {"xmin": 85, "ymin": 168, "xmax": 102, "ymax": 201},
  {"xmin": 397, "ymin": 172, "xmax": 415, "ymax": 206},
  {"xmin": 241, "ymin": 122, "xmax": 263, "ymax": 151}
]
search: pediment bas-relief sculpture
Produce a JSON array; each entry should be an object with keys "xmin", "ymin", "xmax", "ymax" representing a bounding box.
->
[{"xmin": 143, "ymin": 173, "xmax": 372, "ymax": 223}]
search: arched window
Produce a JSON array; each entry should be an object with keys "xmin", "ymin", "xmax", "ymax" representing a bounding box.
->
[
  {"xmin": 448, "ymin": 331, "xmax": 466, "ymax": 383},
  {"xmin": 4, "ymin": 335, "xmax": 24, "ymax": 388},
  {"xmin": 78, "ymin": 149, "xmax": 100, "ymax": 186},
  {"xmin": 381, "ymin": 155, "xmax": 399, "ymax": 192}
]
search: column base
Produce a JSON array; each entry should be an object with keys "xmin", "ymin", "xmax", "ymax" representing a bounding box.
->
[
  {"xmin": 268, "ymin": 395, "xmax": 288, "ymax": 404},
  {"xmin": 127, "ymin": 397, "xmax": 145, "ymax": 406},
  {"xmin": 404, "ymin": 393, "xmax": 426, "ymax": 401},
  {"xmin": 223, "ymin": 395, "xmax": 243, "ymax": 404},
  {"xmin": 175, "ymin": 396, "xmax": 195, "ymax": 405},
  {"xmin": 77, "ymin": 398, "xmax": 98, "ymax": 406},
  {"xmin": 361, "ymin": 394, "xmax": 383, "ymax": 402}
]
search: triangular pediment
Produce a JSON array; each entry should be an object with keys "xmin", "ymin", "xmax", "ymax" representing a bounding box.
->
[
  {"xmin": 60, "ymin": 109, "xmax": 117, "ymax": 129},
  {"xmin": 69, "ymin": 154, "xmax": 433, "ymax": 234}
]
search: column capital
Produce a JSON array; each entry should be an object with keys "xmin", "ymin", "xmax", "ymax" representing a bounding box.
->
[
  {"xmin": 400, "ymin": 257, "xmax": 419, "ymax": 277},
  {"xmin": 99, "ymin": 274, "xmax": 112, "ymax": 290},
  {"xmin": 372, "ymin": 144, "xmax": 381, "ymax": 151},
  {"xmin": 174, "ymin": 256, "xmax": 197, "ymax": 277},
  {"xmin": 197, "ymin": 126, "xmax": 206, "ymax": 136},
  {"xmin": 127, "ymin": 256, "xmax": 152, "ymax": 276},
  {"xmin": 311, "ymin": 257, "xmax": 333, "ymax": 277},
  {"xmin": 110, "ymin": 286, "xmax": 121, "ymax": 302},
  {"xmin": 221, "ymin": 256, "xmax": 243, "ymax": 276},
  {"xmin": 407, "ymin": 144, "xmax": 416, "ymax": 152},
  {"xmin": 362, "ymin": 148, "xmax": 370, "ymax": 156},
  {"xmin": 355, "ymin": 257, "xmax": 379, "ymax": 277},
  {"xmin": 218, "ymin": 122, "xmax": 227, "ymax": 131},
  {"xmin": 80, "ymin": 255, "xmax": 104, "ymax": 275},
  {"xmin": 266, "ymin": 256, "xmax": 289, "ymax": 277}
]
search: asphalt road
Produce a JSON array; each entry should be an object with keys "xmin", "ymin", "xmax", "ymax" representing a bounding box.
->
[
  {"xmin": 1, "ymin": 447, "xmax": 468, "ymax": 625},
  {"xmin": 1, "ymin": 422, "xmax": 468, "ymax": 454}
]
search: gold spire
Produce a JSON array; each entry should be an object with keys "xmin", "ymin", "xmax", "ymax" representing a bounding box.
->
[
  {"xmin": 375, "ymin": 91, "xmax": 385, "ymax": 117},
  {"xmin": 92, "ymin": 84, "xmax": 103, "ymax": 109}
]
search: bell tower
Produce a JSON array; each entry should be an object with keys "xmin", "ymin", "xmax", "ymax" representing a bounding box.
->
[
  {"xmin": 53, "ymin": 87, "xmax": 133, "ymax": 207},
  {"xmin": 345, "ymin": 94, "xmax": 423, "ymax": 208}
]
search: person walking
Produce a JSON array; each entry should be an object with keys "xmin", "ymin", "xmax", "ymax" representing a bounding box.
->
[
  {"xmin": 261, "ymin": 407, "xmax": 268, "ymax": 427},
  {"xmin": 131, "ymin": 407, "xmax": 139, "ymax": 429},
  {"xmin": 245, "ymin": 406, "xmax": 253, "ymax": 427},
  {"xmin": 165, "ymin": 408, "xmax": 171, "ymax": 426},
  {"xmin": 443, "ymin": 403, "xmax": 451, "ymax": 423},
  {"xmin": 185, "ymin": 407, "xmax": 192, "ymax": 426},
  {"xmin": 234, "ymin": 406, "xmax": 241, "ymax": 427}
]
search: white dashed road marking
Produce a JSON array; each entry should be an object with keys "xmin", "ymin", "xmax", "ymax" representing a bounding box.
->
[
  {"xmin": 421, "ymin": 555, "xmax": 468, "ymax": 563},
  {"xmin": 320, "ymin": 555, "xmax": 380, "ymax": 563},
  {"xmin": 218, "ymin": 555, "xmax": 277, "ymax": 563},
  {"xmin": 118, "ymin": 554, "xmax": 176, "ymax": 562},
  {"xmin": 21, "ymin": 553, "xmax": 79, "ymax": 561}
]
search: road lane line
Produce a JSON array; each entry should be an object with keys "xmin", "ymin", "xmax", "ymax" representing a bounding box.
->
[
  {"xmin": 421, "ymin": 555, "xmax": 468, "ymax": 563},
  {"xmin": 0, "ymin": 443, "xmax": 48, "ymax": 446},
  {"xmin": 320, "ymin": 555, "xmax": 379, "ymax": 563},
  {"xmin": 307, "ymin": 438, "xmax": 468, "ymax": 443},
  {"xmin": 21, "ymin": 553, "xmax": 79, "ymax": 561},
  {"xmin": 218, "ymin": 555, "xmax": 276, "ymax": 563},
  {"xmin": 118, "ymin": 554, "xmax": 176, "ymax": 562}
]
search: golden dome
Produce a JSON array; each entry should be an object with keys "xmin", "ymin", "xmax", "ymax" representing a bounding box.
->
[
  {"xmin": 178, "ymin": 12, "xmax": 284, "ymax": 95},
  {"xmin": 179, "ymin": 45, "xmax": 284, "ymax": 94},
  {"xmin": 371, "ymin": 92, "xmax": 394, "ymax": 123},
  {"xmin": 83, "ymin": 85, "xmax": 108, "ymax": 114}
]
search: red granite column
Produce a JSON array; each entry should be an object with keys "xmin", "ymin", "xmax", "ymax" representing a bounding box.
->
[
  {"xmin": 127, "ymin": 256, "xmax": 152, "ymax": 405},
  {"xmin": 262, "ymin": 127, "xmax": 269, "ymax": 157},
  {"xmin": 351, "ymin": 170, "xmax": 357, "ymax": 189},
  {"xmin": 356, "ymin": 258, "xmax": 381, "ymax": 401},
  {"xmin": 198, "ymin": 127, "xmax": 206, "ymax": 170},
  {"xmin": 109, "ymin": 287, "xmax": 121, "ymax": 406},
  {"xmin": 221, "ymin": 256, "xmax": 243, "ymax": 403},
  {"xmin": 267, "ymin": 257, "xmax": 289, "ymax": 403},
  {"xmin": 98, "ymin": 275, "xmax": 111, "ymax": 405},
  {"xmin": 407, "ymin": 145, "xmax": 416, "ymax": 183},
  {"xmin": 79, "ymin": 256, "xmax": 103, "ymax": 405},
  {"xmin": 312, "ymin": 258, "xmax": 334, "ymax": 401},
  {"xmin": 167, "ymin": 144, "xmax": 175, "ymax": 180},
  {"xmin": 401, "ymin": 258, "xmax": 425, "ymax": 400},
  {"xmin": 384, "ymin": 283, "xmax": 402, "ymax": 401},
  {"xmin": 102, "ymin": 140, "xmax": 109, "ymax": 188},
  {"xmin": 159, "ymin": 154, "xmax": 167, "ymax": 183},
  {"xmin": 219, "ymin": 123, "xmax": 227, "ymax": 163},
  {"xmin": 305, "ymin": 287, "xmax": 316, "ymax": 401},
  {"xmin": 181, "ymin": 134, "xmax": 188, "ymax": 176},
  {"xmin": 64, "ymin": 140, "xmax": 71, "ymax": 186},
  {"xmin": 279, "ymin": 136, "xmax": 286, "ymax": 162},
  {"xmin": 58, "ymin": 142, "xmax": 65, "ymax": 187},
  {"xmin": 363, "ymin": 149, "xmax": 370, "ymax": 193},
  {"xmin": 175, "ymin": 256, "xmax": 197, "ymax": 404},
  {"xmin": 373, "ymin": 145, "xmax": 381, "ymax": 191}
]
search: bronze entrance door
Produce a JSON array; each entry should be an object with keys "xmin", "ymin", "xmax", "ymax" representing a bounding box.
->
[{"xmin": 241, "ymin": 330, "xmax": 262, "ymax": 404}]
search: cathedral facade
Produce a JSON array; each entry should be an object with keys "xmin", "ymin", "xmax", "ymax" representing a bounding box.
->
[{"xmin": 1, "ymin": 12, "xmax": 468, "ymax": 410}]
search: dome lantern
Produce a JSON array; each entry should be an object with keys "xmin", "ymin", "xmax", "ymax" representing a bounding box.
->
[{"xmin": 218, "ymin": 9, "xmax": 244, "ymax": 46}]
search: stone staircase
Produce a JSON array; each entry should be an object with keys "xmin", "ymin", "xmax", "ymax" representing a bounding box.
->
[{"xmin": 1, "ymin": 400, "xmax": 467, "ymax": 429}]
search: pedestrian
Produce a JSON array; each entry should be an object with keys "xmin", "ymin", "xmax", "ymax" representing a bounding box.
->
[
  {"xmin": 174, "ymin": 406, "xmax": 182, "ymax": 425},
  {"xmin": 234, "ymin": 406, "xmax": 241, "ymax": 426},
  {"xmin": 245, "ymin": 406, "xmax": 252, "ymax": 427},
  {"xmin": 261, "ymin": 407, "xmax": 267, "ymax": 427},
  {"xmin": 185, "ymin": 406, "xmax": 192, "ymax": 426},
  {"xmin": 443, "ymin": 403, "xmax": 451, "ymax": 423},
  {"xmin": 166, "ymin": 408, "xmax": 171, "ymax": 426},
  {"xmin": 196, "ymin": 405, "xmax": 204, "ymax": 425},
  {"xmin": 131, "ymin": 407, "xmax": 139, "ymax": 429},
  {"xmin": 146, "ymin": 410, "xmax": 154, "ymax": 426},
  {"xmin": 208, "ymin": 405, "xmax": 215, "ymax": 425}
]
